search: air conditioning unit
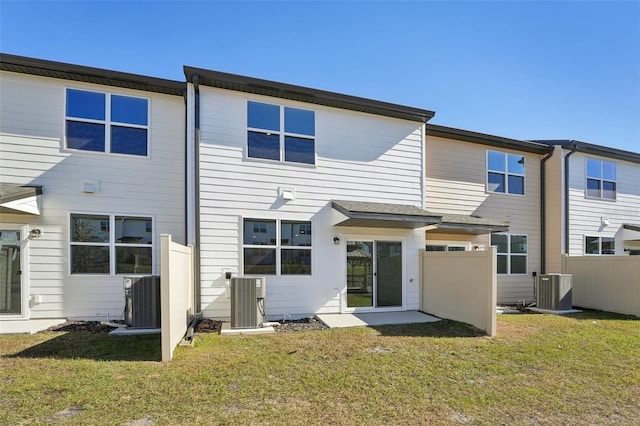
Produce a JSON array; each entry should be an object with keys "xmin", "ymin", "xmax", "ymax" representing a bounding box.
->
[
  {"xmin": 230, "ymin": 277, "xmax": 266, "ymax": 328},
  {"xmin": 124, "ymin": 276, "xmax": 161, "ymax": 328},
  {"xmin": 536, "ymin": 273, "xmax": 573, "ymax": 310}
]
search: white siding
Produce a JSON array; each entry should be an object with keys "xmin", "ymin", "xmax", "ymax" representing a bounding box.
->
[
  {"xmin": 196, "ymin": 86, "xmax": 425, "ymax": 319},
  {"xmin": 566, "ymin": 151, "xmax": 640, "ymax": 256},
  {"xmin": 0, "ymin": 71, "xmax": 185, "ymax": 322},
  {"xmin": 425, "ymin": 136, "xmax": 543, "ymax": 304}
]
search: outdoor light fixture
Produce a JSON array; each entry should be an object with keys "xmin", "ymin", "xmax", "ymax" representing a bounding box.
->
[
  {"xmin": 29, "ymin": 228, "xmax": 42, "ymax": 239},
  {"xmin": 333, "ymin": 237, "xmax": 340, "ymax": 245},
  {"xmin": 601, "ymin": 217, "xmax": 610, "ymax": 227}
]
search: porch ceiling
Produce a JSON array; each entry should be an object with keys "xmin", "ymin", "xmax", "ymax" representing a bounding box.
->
[
  {"xmin": 0, "ymin": 184, "xmax": 42, "ymax": 215},
  {"xmin": 332, "ymin": 200, "xmax": 441, "ymax": 229}
]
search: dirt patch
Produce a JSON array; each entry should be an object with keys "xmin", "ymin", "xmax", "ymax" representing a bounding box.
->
[{"xmin": 47, "ymin": 321, "xmax": 125, "ymax": 333}]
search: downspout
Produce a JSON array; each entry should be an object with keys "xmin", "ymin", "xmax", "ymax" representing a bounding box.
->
[
  {"xmin": 540, "ymin": 148, "xmax": 554, "ymax": 274},
  {"xmin": 564, "ymin": 142, "xmax": 578, "ymax": 256},
  {"xmin": 193, "ymin": 74, "xmax": 202, "ymax": 314}
]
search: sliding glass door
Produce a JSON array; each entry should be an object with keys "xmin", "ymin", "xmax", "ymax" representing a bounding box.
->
[{"xmin": 346, "ymin": 240, "xmax": 402, "ymax": 309}]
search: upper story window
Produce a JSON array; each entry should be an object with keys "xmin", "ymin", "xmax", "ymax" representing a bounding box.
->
[
  {"xmin": 585, "ymin": 236, "xmax": 615, "ymax": 255},
  {"xmin": 70, "ymin": 214, "xmax": 153, "ymax": 275},
  {"xmin": 247, "ymin": 101, "xmax": 315, "ymax": 165},
  {"xmin": 487, "ymin": 150, "xmax": 525, "ymax": 195},
  {"xmin": 491, "ymin": 233, "xmax": 527, "ymax": 274},
  {"xmin": 586, "ymin": 159, "xmax": 616, "ymax": 200},
  {"xmin": 243, "ymin": 218, "xmax": 312, "ymax": 275},
  {"xmin": 66, "ymin": 89, "xmax": 149, "ymax": 156}
]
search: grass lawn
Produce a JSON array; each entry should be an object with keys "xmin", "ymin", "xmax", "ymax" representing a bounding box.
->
[{"xmin": 1, "ymin": 311, "xmax": 638, "ymax": 425}]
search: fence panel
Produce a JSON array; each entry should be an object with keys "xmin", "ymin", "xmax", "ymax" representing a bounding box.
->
[
  {"xmin": 421, "ymin": 247, "xmax": 496, "ymax": 336},
  {"xmin": 563, "ymin": 255, "xmax": 639, "ymax": 317},
  {"xmin": 160, "ymin": 234, "xmax": 195, "ymax": 362}
]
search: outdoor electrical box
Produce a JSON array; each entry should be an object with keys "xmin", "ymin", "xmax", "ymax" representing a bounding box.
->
[{"xmin": 230, "ymin": 277, "xmax": 266, "ymax": 328}]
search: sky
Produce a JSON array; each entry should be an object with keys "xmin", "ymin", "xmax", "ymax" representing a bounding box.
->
[{"xmin": 1, "ymin": 1, "xmax": 639, "ymax": 153}]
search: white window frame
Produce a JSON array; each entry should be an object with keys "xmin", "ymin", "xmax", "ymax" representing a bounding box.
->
[
  {"xmin": 585, "ymin": 158, "xmax": 616, "ymax": 200},
  {"xmin": 492, "ymin": 233, "xmax": 528, "ymax": 275},
  {"xmin": 0, "ymin": 224, "xmax": 29, "ymax": 320},
  {"xmin": 242, "ymin": 218, "xmax": 313, "ymax": 276},
  {"xmin": 246, "ymin": 101, "xmax": 316, "ymax": 166},
  {"xmin": 486, "ymin": 150, "xmax": 526, "ymax": 196},
  {"xmin": 64, "ymin": 87, "xmax": 150, "ymax": 158},
  {"xmin": 425, "ymin": 240, "xmax": 471, "ymax": 252},
  {"xmin": 584, "ymin": 236, "xmax": 615, "ymax": 255},
  {"xmin": 69, "ymin": 213, "xmax": 154, "ymax": 276}
]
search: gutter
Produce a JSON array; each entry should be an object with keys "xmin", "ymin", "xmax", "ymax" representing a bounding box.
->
[
  {"xmin": 540, "ymin": 148, "xmax": 554, "ymax": 273},
  {"xmin": 563, "ymin": 142, "xmax": 579, "ymax": 255},
  {"xmin": 193, "ymin": 74, "xmax": 202, "ymax": 314}
]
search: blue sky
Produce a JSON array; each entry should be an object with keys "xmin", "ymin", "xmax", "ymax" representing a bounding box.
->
[{"xmin": 1, "ymin": 1, "xmax": 639, "ymax": 152}]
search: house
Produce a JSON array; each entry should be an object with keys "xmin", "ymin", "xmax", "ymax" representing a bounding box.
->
[
  {"xmin": 540, "ymin": 140, "xmax": 640, "ymax": 271},
  {"xmin": 183, "ymin": 67, "xmax": 513, "ymax": 320},
  {"xmin": 0, "ymin": 54, "xmax": 186, "ymax": 333},
  {"xmin": 424, "ymin": 125, "xmax": 554, "ymax": 304}
]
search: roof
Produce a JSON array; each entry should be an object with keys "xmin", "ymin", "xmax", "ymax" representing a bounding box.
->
[
  {"xmin": 332, "ymin": 200, "xmax": 508, "ymax": 233},
  {"xmin": 184, "ymin": 66, "xmax": 435, "ymax": 123},
  {"xmin": 534, "ymin": 140, "xmax": 640, "ymax": 164},
  {"xmin": 437, "ymin": 213, "xmax": 509, "ymax": 234},
  {"xmin": 332, "ymin": 200, "xmax": 441, "ymax": 229},
  {"xmin": 427, "ymin": 124, "xmax": 553, "ymax": 155},
  {"xmin": 0, "ymin": 184, "xmax": 42, "ymax": 215},
  {"xmin": 0, "ymin": 53, "xmax": 185, "ymax": 96}
]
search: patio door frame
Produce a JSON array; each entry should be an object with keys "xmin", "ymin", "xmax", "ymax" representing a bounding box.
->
[
  {"xmin": 341, "ymin": 233, "xmax": 406, "ymax": 313},
  {"xmin": 0, "ymin": 224, "xmax": 29, "ymax": 320}
]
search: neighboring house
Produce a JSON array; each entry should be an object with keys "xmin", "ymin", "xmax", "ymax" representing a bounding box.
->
[
  {"xmin": 183, "ymin": 67, "xmax": 511, "ymax": 320},
  {"xmin": 0, "ymin": 54, "xmax": 186, "ymax": 333},
  {"xmin": 540, "ymin": 140, "xmax": 640, "ymax": 272},
  {"xmin": 424, "ymin": 125, "xmax": 554, "ymax": 304}
]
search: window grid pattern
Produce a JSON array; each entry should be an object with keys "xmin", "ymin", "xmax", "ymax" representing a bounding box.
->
[
  {"xmin": 243, "ymin": 219, "xmax": 312, "ymax": 275},
  {"xmin": 65, "ymin": 88, "xmax": 149, "ymax": 156},
  {"xmin": 70, "ymin": 214, "xmax": 153, "ymax": 275},
  {"xmin": 586, "ymin": 159, "xmax": 616, "ymax": 200},
  {"xmin": 487, "ymin": 150, "xmax": 525, "ymax": 195},
  {"xmin": 247, "ymin": 101, "xmax": 315, "ymax": 165},
  {"xmin": 491, "ymin": 234, "xmax": 528, "ymax": 275}
]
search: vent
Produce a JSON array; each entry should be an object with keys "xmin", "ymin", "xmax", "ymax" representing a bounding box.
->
[
  {"xmin": 536, "ymin": 274, "xmax": 573, "ymax": 310},
  {"xmin": 124, "ymin": 276, "xmax": 161, "ymax": 328},
  {"xmin": 230, "ymin": 277, "xmax": 266, "ymax": 328}
]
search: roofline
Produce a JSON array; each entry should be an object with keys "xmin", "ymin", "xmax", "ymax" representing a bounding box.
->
[
  {"xmin": 427, "ymin": 124, "xmax": 553, "ymax": 155},
  {"xmin": 184, "ymin": 66, "xmax": 435, "ymax": 123},
  {"xmin": 535, "ymin": 139, "xmax": 640, "ymax": 164},
  {"xmin": 0, "ymin": 53, "xmax": 185, "ymax": 96}
]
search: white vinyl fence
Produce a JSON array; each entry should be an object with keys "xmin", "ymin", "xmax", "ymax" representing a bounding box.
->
[
  {"xmin": 563, "ymin": 255, "xmax": 640, "ymax": 317},
  {"xmin": 421, "ymin": 247, "xmax": 497, "ymax": 336},
  {"xmin": 160, "ymin": 234, "xmax": 195, "ymax": 362}
]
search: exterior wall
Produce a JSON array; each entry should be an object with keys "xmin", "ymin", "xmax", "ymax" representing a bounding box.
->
[
  {"xmin": 196, "ymin": 85, "xmax": 426, "ymax": 320},
  {"xmin": 563, "ymin": 255, "xmax": 640, "ymax": 317},
  {"xmin": 0, "ymin": 71, "xmax": 185, "ymax": 323},
  {"xmin": 544, "ymin": 146, "xmax": 564, "ymax": 272},
  {"xmin": 565, "ymin": 151, "xmax": 640, "ymax": 256},
  {"xmin": 424, "ymin": 135, "xmax": 543, "ymax": 304}
]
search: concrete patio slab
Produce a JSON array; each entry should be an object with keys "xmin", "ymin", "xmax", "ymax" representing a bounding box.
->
[
  {"xmin": 528, "ymin": 307, "xmax": 583, "ymax": 315},
  {"xmin": 316, "ymin": 311, "xmax": 440, "ymax": 328},
  {"xmin": 219, "ymin": 322, "xmax": 276, "ymax": 336}
]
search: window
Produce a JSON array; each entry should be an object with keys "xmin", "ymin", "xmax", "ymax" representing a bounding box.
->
[
  {"xmin": 585, "ymin": 236, "xmax": 615, "ymax": 255},
  {"xmin": 487, "ymin": 150, "xmax": 525, "ymax": 195},
  {"xmin": 243, "ymin": 219, "xmax": 312, "ymax": 275},
  {"xmin": 425, "ymin": 244, "xmax": 468, "ymax": 252},
  {"xmin": 586, "ymin": 159, "xmax": 616, "ymax": 200},
  {"xmin": 247, "ymin": 101, "xmax": 315, "ymax": 165},
  {"xmin": 70, "ymin": 214, "xmax": 152, "ymax": 274},
  {"xmin": 491, "ymin": 234, "xmax": 527, "ymax": 274},
  {"xmin": 66, "ymin": 89, "xmax": 149, "ymax": 156}
]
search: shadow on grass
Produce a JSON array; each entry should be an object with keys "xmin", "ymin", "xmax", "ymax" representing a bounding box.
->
[
  {"xmin": 564, "ymin": 308, "xmax": 639, "ymax": 322},
  {"xmin": 371, "ymin": 319, "xmax": 486, "ymax": 338},
  {"xmin": 8, "ymin": 332, "xmax": 161, "ymax": 362}
]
